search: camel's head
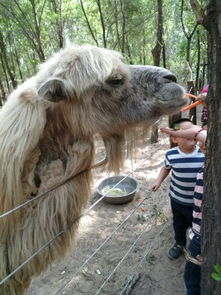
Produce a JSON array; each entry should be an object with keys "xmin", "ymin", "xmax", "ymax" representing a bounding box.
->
[
  {"xmin": 36, "ymin": 45, "xmax": 187, "ymax": 170},
  {"xmin": 37, "ymin": 45, "xmax": 186, "ymax": 134}
]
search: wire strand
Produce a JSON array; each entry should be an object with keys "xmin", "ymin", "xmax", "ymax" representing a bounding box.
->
[
  {"xmin": 0, "ymin": 123, "xmax": 168, "ymax": 291},
  {"xmin": 0, "ymin": 126, "xmax": 151, "ymax": 219},
  {"xmin": 56, "ymin": 131, "xmax": 169, "ymax": 295},
  {"xmin": 94, "ymin": 212, "xmax": 155, "ymax": 295},
  {"xmin": 119, "ymin": 222, "xmax": 168, "ymax": 295},
  {"xmin": 0, "ymin": 155, "xmax": 150, "ymax": 286},
  {"xmin": 0, "ymin": 168, "xmax": 87, "ymax": 219},
  {"xmin": 54, "ymin": 193, "xmax": 152, "ymax": 295}
]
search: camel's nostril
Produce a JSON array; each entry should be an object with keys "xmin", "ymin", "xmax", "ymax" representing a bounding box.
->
[{"xmin": 164, "ymin": 74, "xmax": 177, "ymax": 83}]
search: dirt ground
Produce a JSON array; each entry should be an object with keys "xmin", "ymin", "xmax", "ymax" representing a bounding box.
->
[{"xmin": 27, "ymin": 118, "xmax": 187, "ymax": 295}]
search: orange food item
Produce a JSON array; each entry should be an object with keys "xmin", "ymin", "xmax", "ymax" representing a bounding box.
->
[
  {"xmin": 182, "ymin": 101, "xmax": 201, "ymax": 112},
  {"xmin": 182, "ymin": 93, "xmax": 202, "ymax": 111}
]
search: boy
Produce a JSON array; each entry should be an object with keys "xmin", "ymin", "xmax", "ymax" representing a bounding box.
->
[
  {"xmin": 151, "ymin": 118, "xmax": 205, "ymax": 260},
  {"xmin": 160, "ymin": 122, "xmax": 207, "ymax": 295}
]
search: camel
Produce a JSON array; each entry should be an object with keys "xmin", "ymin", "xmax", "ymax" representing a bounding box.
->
[{"xmin": 0, "ymin": 44, "xmax": 187, "ymax": 294}]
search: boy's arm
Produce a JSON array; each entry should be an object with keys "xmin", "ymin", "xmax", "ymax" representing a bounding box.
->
[
  {"xmin": 151, "ymin": 166, "xmax": 170, "ymax": 192},
  {"xmin": 160, "ymin": 126, "xmax": 207, "ymax": 144}
]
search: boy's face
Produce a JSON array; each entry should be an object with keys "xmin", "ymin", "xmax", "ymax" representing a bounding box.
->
[{"xmin": 172, "ymin": 121, "xmax": 196, "ymax": 152}]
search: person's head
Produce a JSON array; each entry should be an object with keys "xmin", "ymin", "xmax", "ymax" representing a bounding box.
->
[
  {"xmin": 201, "ymin": 84, "xmax": 209, "ymax": 94},
  {"xmin": 198, "ymin": 121, "xmax": 207, "ymax": 153},
  {"xmin": 170, "ymin": 118, "xmax": 196, "ymax": 153}
]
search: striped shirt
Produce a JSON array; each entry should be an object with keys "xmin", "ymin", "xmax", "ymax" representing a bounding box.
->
[
  {"xmin": 164, "ymin": 146, "xmax": 205, "ymax": 206},
  {"xmin": 192, "ymin": 168, "xmax": 204, "ymax": 235}
]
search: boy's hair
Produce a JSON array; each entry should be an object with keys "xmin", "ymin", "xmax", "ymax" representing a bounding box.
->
[{"xmin": 170, "ymin": 118, "xmax": 192, "ymax": 130}]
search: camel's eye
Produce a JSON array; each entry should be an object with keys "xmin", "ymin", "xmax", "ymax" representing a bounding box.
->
[{"xmin": 106, "ymin": 74, "xmax": 125, "ymax": 87}]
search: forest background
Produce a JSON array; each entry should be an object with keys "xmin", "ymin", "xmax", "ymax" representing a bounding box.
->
[{"xmin": 0, "ymin": 0, "xmax": 207, "ymax": 101}]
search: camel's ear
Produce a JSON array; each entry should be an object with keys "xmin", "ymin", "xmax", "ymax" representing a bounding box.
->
[{"xmin": 38, "ymin": 78, "xmax": 71, "ymax": 102}]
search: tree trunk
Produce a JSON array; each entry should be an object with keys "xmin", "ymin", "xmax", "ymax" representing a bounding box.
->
[
  {"xmin": 202, "ymin": 58, "xmax": 207, "ymax": 87},
  {"xmin": 0, "ymin": 55, "xmax": 10, "ymax": 94},
  {"xmin": 120, "ymin": 0, "xmax": 126, "ymax": 54},
  {"xmin": 151, "ymin": 0, "xmax": 163, "ymax": 144},
  {"xmin": 96, "ymin": 0, "xmax": 107, "ymax": 48},
  {"xmin": 0, "ymin": 78, "xmax": 6, "ymax": 105},
  {"xmin": 180, "ymin": 0, "xmax": 198, "ymax": 71},
  {"xmin": 51, "ymin": 0, "xmax": 64, "ymax": 49},
  {"xmin": 195, "ymin": 30, "xmax": 201, "ymax": 91},
  {"xmin": 113, "ymin": 0, "xmax": 122, "ymax": 52},
  {"xmin": 80, "ymin": 0, "xmax": 99, "ymax": 46},
  {"xmin": 0, "ymin": 31, "xmax": 17, "ymax": 90},
  {"xmin": 162, "ymin": 41, "xmax": 166, "ymax": 68},
  {"xmin": 201, "ymin": 1, "xmax": 221, "ymax": 294},
  {"xmin": 187, "ymin": 80, "xmax": 197, "ymax": 124}
]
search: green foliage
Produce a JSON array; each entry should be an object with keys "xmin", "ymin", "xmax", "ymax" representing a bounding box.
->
[
  {"xmin": 151, "ymin": 205, "xmax": 168, "ymax": 222},
  {"xmin": 211, "ymin": 264, "xmax": 221, "ymax": 282},
  {"xmin": 0, "ymin": 0, "xmax": 208, "ymax": 95},
  {"xmin": 146, "ymin": 253, "xmax": 156, "ymax": 265}
]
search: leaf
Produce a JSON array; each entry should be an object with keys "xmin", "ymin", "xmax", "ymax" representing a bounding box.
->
[
  {"xmin": 137, "ymin": 214, "xmax": 145, "ymax": 222},
  {"xmin": 211, "ymin": 272, "xmax": 221, "ymax": 281},
  {"xmin": 214, "ymin": 264, "xmax": 221, "ymax": 274}
]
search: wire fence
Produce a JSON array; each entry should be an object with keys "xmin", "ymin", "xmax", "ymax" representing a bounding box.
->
[{"xmin": 0, "ymin": 126, "xmax": 173, "ymax": 295}]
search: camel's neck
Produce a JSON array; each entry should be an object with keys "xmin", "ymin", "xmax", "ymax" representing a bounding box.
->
[
  {"xmin": 38, "ymin": 105, "xmax": 93, "ymax": 159},
  {"xmin": 33, "ymin": 104, "xmax": 95, "ymax": 191}
]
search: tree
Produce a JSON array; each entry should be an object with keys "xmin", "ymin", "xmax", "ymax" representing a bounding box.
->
[
  {"xmin": 0, "ymin": 31, "xmax": 17, "ymax": 90},
  {"xmin": 0, "ymin": 0, "xmax": 46, "ymax": 61},
  {"xmin": 200, "ymin": 1, "xmax": 221, "ymax": 294},
  {"xmin": 150, "ymin": 0, "xmax": 164, "ymax": 143},
  {"xmin": 50, "ymin": 0, "xmax": 65, "ymax": 49},
  {"xmin": 181, "ymin": 0, "xmax": 198, "ymax": 70},
  {"xmin": 80, "ymin": 0, "xmax": 99, "ymax": 46},
  {"xmin": 191, "ymin": 0, "xmax": 221, "ymax": 294},
  {"xmin": 0, "ymin": 0, "xmax": 208, "ymax": 94}
]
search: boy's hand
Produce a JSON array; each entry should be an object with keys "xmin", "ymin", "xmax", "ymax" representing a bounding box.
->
[
  {"xmin": 151, "ymin": 181, "xmax": 161, "ymax": 192},
  {"xmin": 197, "ymin": 93, "xmax": 207, "ymax": 106}
]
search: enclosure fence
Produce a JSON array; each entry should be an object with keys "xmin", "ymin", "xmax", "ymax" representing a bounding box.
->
[{"xmin": 0, "ymin": 126, "xmax": 171, "ymax": 295}]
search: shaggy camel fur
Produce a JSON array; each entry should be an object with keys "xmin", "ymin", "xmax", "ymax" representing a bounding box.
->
[{"xmin": 0, "ymin": 44, "xmax": 187, "ymax": 294}]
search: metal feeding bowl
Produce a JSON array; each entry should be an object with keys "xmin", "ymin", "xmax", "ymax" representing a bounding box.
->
[{"xmin": 97, "ymin": 174, "xmax": 138, "ymax": 205}]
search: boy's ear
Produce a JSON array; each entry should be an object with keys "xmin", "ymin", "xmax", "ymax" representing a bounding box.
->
[
  {"xmin": 38, "ymin": 78, "xmax": 72, "ymax": 102},
  {"xmin": 171, "ymin": 136, "xmax": 178, "ymax": 144}
]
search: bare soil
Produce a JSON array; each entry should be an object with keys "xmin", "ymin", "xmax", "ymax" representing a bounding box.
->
[{"xmin": 28, "ymin": 119, "xmax": 187, "ymax": 295}]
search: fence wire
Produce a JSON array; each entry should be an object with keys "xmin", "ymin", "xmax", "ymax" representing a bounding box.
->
[
  {"xmin": 0, "ymin": 150, "xmax": 154, "ymax": 287},
  {"xmin": 0, "ymin": 125, "xmax": 170, "ymax": 295}
]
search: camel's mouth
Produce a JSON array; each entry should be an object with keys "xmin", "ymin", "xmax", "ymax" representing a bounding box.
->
[
  {"xmin": 156, "ymin": 93, "xmax": 188, "ymax": 115},
  {"xmin": 164, "ymin": 99, "xmax": 188, "ymax": 115},
  {"xmin": 158, "ymin": 81, "xmax": 188, "ymax": 108},
  {"xmin": 159, "ymin": 95, "xmax": 188, "ymax": 106}
]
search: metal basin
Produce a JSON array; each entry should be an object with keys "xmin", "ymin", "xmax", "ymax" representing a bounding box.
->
[{"xmin": 96, "ymin": 174, "xmax": 138, "ymax": 204}]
